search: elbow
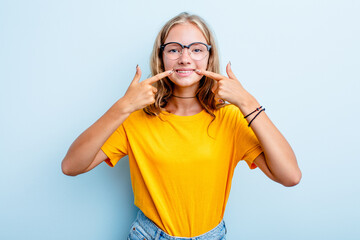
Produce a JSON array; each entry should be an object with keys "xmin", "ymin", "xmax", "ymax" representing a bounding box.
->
[
  {"xmin": 61, "ymin": 158, "xmax": 79, "ymax": 177},
  {"xmin": 282, "ymin": 170, "xmax": 302, "ymax": 187}
]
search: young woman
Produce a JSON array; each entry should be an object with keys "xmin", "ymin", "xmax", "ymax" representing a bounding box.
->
[{"xmin": 62, "ymin": 12, "xmax": 301, "ymax": 240}]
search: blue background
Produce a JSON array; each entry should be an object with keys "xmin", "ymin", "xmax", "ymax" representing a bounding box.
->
[{"xmin": 1, "ymin": 0, "xmax": 359, "ymax": 239}]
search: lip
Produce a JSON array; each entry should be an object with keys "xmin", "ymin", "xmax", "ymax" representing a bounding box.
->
[{"xmin": 175, "ymin": 68, "xmax": 195, "ymax": 77}]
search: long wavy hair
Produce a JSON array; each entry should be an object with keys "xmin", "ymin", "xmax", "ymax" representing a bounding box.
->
[{"xmin": 144, "ymin": 12, "xmax": 224, "ymax": 118}]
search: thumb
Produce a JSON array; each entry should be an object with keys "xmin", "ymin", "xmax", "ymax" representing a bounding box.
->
[
  {"xmin": 226, "ymin": 62, "xmax": 237, "ymax": 80},
  {"xmin": 131, "ymin": 65, "xmax": 142, "ymax": 84}
]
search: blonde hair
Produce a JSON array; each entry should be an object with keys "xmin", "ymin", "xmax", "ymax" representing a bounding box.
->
[{"xmin": 144, "ymin": 12, "xmax": 224, "ymax": 118}]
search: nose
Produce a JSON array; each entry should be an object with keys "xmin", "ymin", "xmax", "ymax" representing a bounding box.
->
[{"xmin": 178, "ymin": 48, "xmax": 192, "ymax": 64}]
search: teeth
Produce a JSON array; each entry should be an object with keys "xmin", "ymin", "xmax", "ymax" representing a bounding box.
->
[{"xmin": 177, "ymin": 70, "xmax": 193, "ymax": 73}]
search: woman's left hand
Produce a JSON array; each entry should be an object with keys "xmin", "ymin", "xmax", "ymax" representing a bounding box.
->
[
  {"xmin": 196, "ymin": 62, "xmax": 258, "ymax": 112},
  {"xmin": 197, "ymin": 62, "xmax": 301, "ymax": 187}
]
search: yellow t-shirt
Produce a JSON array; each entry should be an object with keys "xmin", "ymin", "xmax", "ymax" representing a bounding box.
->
[{"xmin": 101, "ymin": 104, "xmax": 262, "ymax": 237}]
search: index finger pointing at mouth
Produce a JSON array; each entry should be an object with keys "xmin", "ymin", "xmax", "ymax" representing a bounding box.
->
[
  {"xmin": 144, "ymin": 70, "xmax": 174, "ymax": 85},
  {"xmin": 196, "ymin": 69, "xmax": 224, "ymax": 81}
]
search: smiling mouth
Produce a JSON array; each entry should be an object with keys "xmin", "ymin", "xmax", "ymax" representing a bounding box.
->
[{"xmin": 175, "ymin": 69, "xmax": 195, "ymax": 73}]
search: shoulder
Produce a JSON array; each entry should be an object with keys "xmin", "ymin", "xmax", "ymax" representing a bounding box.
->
[
  {"xmin": 123, "ymin": 109, "xmax": 152, "ymax": 125},
  {"xmin": 214, "ymin": 104, "xmax": 244, "ymax": 118},
  {"xmin": 129, "ymin": 109, "xmax": 148, "ymax": 118},
  {"xmin": 211, "ymin": 104, "xmax": 248, "ymax": 129}
]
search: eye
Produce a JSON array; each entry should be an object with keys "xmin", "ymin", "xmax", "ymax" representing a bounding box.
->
[
  {"xmin": 192, "ymin": 48, "xmax": 203, "ymax": 53},
  {"xmin": 164, "ymin": 44, "xmax": 182, "ymax": 54},
  {"xmin": 168, "ymin": 48, "xmax": 179, "ymax": 53},
  {"xmin": 190, "ymin": 43, "xmax": 207, "ymax": 54}
]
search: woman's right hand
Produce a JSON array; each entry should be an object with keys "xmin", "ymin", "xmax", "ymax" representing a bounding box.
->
[
  {"xmin": 120, "ymin": 66, "xmax": 174, "ymax": 114},
  {"xmin": 62, "ymin": 66, "xmax": 174, "ymax": 176}
]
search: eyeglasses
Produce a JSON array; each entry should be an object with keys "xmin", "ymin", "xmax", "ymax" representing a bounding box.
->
[{"xmin": 160, "ymin": 42, "xmax": 211, "ymax": 61}]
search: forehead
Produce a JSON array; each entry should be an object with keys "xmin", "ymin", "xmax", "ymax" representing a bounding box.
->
[{"xmin": 164, "ymin": 23, "xmax": 207, "ymax": 45}]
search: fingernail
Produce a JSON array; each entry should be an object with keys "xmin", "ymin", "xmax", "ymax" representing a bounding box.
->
[
  {"xmin": 228, "ymin": 61, "xmax": 231, "ymax": 66},
  {"xmin": 169, "ymin": 70, "xmax": 174, "ymax": 74},
  {"xmin": 219, "ymin": 99, "xmax": 224, "ymax": 103},
  {"xmin": 195, "ymin": 69, "xmax": 201, "ymax": 73}
]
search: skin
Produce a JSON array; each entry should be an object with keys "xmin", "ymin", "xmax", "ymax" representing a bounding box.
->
[
  {"xmin": 196, "ymin": 66, "xmax": 302, "ymax": 186},
  {"xmin": 162, "ymin": 23, "xmax": 209, "ymax": 115},
  {"xmin": 61, "ymin": 68, "xmax": 174, "ymax": 176},
  {"xmin": 62, "ymin": 22, "xmax": 302, "ymax": 187},
  {"xmin": 163, "ymin": 23, "xmax": 301, "ymax": 186}
]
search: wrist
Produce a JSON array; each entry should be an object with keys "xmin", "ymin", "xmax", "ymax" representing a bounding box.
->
[
  {"xmin": 234, "ymin": 93, "xmax": 260, "ymax": 116},
  {"xmin": 112, "ymin": 97, "xmax": 134, "ymax": 116}
]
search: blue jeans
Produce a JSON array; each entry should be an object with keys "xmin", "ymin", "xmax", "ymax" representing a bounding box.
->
[{"xmin": 127, "ymin": 210, "xmax": 227, "ymax": 240}]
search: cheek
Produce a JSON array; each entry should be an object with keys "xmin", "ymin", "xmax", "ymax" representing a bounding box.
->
[
  {"xmin": 163, "ymin": 63, "xmax": 172, "ymax": 71},
  {"xmin": 198, "ymin": 56, "xmax": 210, "ymax": 70},
  {"xmin": 163, "ymin": 57, "xmax": 174, "ymax": 71}
]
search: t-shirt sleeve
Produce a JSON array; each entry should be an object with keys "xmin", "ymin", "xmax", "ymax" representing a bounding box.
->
[
  {"xmin": 233, "ymin": 110, "xmax": 263, "ymax": 169},
  {"xmin": 101, "ymin": 124, "xmax": 128, "ymax": 167}
]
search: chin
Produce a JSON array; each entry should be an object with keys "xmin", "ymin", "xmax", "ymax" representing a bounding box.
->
[{"xmin": 169, "ymin": 75, "xmax": 202, "ymax": 88}]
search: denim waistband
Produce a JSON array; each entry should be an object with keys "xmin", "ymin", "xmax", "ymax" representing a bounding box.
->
[{"xmin": 131, "ymin": 210, "xmax": 226, "ymax": 240}]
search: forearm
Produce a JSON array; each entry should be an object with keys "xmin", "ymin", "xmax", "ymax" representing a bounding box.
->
[
  {"xmin": 197, "ymin": 64, "xmax": 301, "ymax": 185},
  {"xmin": 235, "ymin": 94, "xmax": 301, "ymax": 186},
  {"xmin": 61, "ymin": 98, "xmax": 131, "ymax": 175},
  {"xmin": 61, "ymin": 67, "xmax": 173, "ymax": 175}
]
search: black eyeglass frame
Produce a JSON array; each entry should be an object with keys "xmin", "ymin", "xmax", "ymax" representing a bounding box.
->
[{"xmin": 160, "ymin": 42, "xmax": 212, "ymax": 53}]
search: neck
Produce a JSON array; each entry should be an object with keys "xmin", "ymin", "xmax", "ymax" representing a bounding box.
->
[
  {"xmin": 165, "ymin": 87, "xmax": 203, "ymax": 115},
  {"xmin": 172, "ymin": 95, "xmax": 196, "ymax": 99}
]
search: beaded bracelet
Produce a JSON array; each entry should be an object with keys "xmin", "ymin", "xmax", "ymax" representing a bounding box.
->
[
  {"xmin": 244, "ymin": 106, "xmax": 263, "ymax": 119},
  {"xmin": 248, "ymin": 108, "xmax": 265, "ymax": 127}
]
